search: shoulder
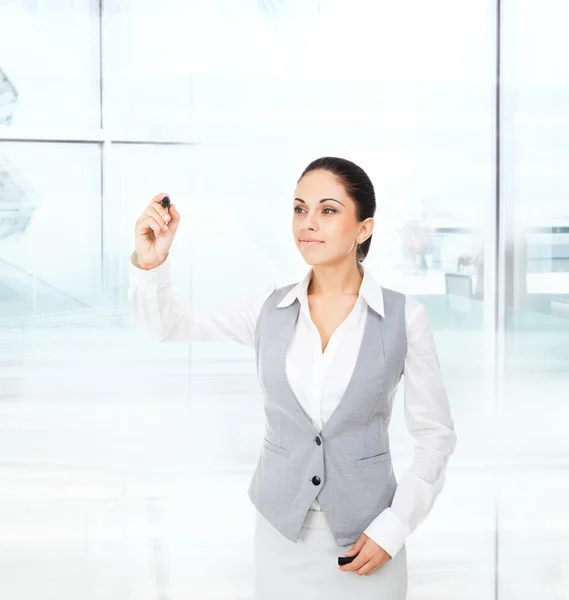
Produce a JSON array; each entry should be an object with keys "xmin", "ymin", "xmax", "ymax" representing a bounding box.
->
[
  {"xmin": 270, "ymin": 281, "xmax": 299, "ymax": 301},
  {"xmin": 253, "ymin": 281, "xmax": 298, "ymax": 312},
  {"xmin": 401, "ymin": 296, "xmax": 430, "ymax": 336},
  {"xmin": 379, "ymin": 286, "xmax": 428, "ymax": 326},
  {"xmin": 404, "ymin": 295, "xmax": 426, "ymax": 317},
  {"xmin": 377, "ymin": 285, "xmax": 408, "ymax": 314}
]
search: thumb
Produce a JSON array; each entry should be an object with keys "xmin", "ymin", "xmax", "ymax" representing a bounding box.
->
[
  {"xmin": 345, "ymin": 534, "xmax": 366, "ymax": 557},
  {"xmin": 168, "ymin": 203, "xmax": 181, "ymax": 233}
]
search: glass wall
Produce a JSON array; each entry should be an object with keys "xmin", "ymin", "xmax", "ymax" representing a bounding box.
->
[
  {"xmin": 0, "ymin": 1, "xmax": 566, "ymax": 598},
  {"xmin": 499, "ymin": 1, "xmax": 569, "ymax": 598},
  {"xmin": 0, "ymin": 0, "xmax": 100, "ymax": 130}
]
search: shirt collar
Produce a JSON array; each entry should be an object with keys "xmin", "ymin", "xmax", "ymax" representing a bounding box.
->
[{"xmin": 276, "ymin": 262, "xmax": 385, "ymax": 318}]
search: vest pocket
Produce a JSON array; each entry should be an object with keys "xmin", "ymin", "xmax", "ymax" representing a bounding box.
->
[
  {"xmin": 262, "ymin": 438, "xmax": 291, "ymax": 458},
  {"xmin": 355, "ymin": 451, "xmax": 391, "ymax": 468}
]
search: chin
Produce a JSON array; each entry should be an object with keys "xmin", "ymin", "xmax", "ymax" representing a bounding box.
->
[
  {"xmin": 300, "ymin": 255, "xmax": 332, "ymax": 268},
  {"xmin": 302, "ymin": 259, "xmax": 318, "ymax": 267}
]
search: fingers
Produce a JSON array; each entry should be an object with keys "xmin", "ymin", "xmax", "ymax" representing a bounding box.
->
[
  {"xmin": 152, "ymin": 194, "xmax": 173, "ymax": 217},
  {"xmin": 149, "ymin": 193, "xmax": 172, "ymax": 224},
  {"xmin": 151, "ymin": 192, "xmax": 170, "ymax": 207},
  {"xmin": 169, "ymin": 202, "xmax": 180, "ymax": 223},
  {"xmin": 136, "ymin": 216, "xmax": 162, "ymax": 240},
  {"xmin": 345, "ymin": 535, "xmax": 366, "ymax": 556},
  {"xmin": 341, "ymin": 553, "xmax": 388, "ymax": 576},
  {"xmin": 342, "ymin": 555, "xmax": 383, "ymax": 576},
  {"xmin": 342, "ymin": 552, "xmax": 368, "ymax": 572},
  {"xmin": 355, "ymin": 559, "xmax": 377, "ymax": 576},
  {"xmin": 135, "ymin": 194, "xmax": 180, "ymax": 241},
  {"xmin": 365, "ymin": 564, "xmax": 381, "ymax": 576},
  {"xmin": 136, "ymin": 205, "xmax": 168, "ymax": 233},
  {"xmin": 166, "ymin": 202, "xmax": 181, "ymax": 233},
  {"xmin": 340, "ymin": 539, "xmax": 389, "ymax": 576},
  {"xmin": 146, "ymin": 205, "xmax": 170, "ymax": 231}
]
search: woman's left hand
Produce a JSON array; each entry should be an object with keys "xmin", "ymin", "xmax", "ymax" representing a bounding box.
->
[{"xmin": 339, "ymin": 533, "xmax": 392, "ymax": 576}]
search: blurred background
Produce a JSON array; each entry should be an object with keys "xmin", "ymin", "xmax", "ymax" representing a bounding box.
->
[{"xmin": 0, "ymin": 0, "xmax": 568, "ymax": 598}]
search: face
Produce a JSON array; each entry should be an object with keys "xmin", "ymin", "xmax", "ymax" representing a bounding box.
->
[{"xmin": 292, "ymin": 169, "xmax": 373, "ymax": 267}]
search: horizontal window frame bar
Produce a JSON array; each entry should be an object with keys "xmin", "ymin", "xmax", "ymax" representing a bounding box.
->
[{"xmin": 0, "ymin": 129, "xmax": 202, "ymax": 145}]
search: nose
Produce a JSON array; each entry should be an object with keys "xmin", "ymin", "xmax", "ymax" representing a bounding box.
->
[{"xmin": 302, "ymin": 212, "xmax": 318, "ymax": 231}]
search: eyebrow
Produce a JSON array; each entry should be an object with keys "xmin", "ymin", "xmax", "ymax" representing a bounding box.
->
[{"xmin": 294, "ymin": 197, "xmax": 345, "ymax": 207}]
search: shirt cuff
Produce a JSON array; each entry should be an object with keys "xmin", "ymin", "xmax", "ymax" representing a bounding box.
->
[
  {"xmin": 129, "ymin": 251, "xmax": 171, "ymax": 287},
  {"xmin": 363, "ymin": 508, "xmax": 411, "ymax": 559}
]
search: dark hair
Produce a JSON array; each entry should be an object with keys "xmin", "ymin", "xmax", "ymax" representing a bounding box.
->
[{"xmin": 299, "ymin": 156, "xmax": 376, "ymax": 263}]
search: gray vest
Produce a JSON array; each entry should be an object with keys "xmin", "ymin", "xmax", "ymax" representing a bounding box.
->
[{"xmin": 247, "ymin": 282, "xmax": 407, "ymax": 546}]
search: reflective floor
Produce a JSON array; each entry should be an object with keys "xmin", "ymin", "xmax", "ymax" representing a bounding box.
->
[{"xmin": 1, "ymin": 306, "xmax": 568, "ymax": 599}]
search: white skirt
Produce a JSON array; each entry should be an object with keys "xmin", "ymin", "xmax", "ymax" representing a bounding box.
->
[{"xmin": 254, "ymin": 508, "xmax": 408, "ymax": 599}]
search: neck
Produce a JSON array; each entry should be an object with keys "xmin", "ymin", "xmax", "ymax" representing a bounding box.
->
[{"xmin": 308, "ymin": 260, "xmax": 364, "ymax": 296}]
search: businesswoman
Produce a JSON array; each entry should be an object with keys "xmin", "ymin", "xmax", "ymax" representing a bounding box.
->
[{"xmin": 128, "ymin": 157, "xmax": 457, "ymax": 599}]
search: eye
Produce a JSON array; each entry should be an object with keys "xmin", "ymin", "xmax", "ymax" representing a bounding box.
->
[{"xmin": 293, "ymin": 206, "xmax": 337, "ymax": 214}]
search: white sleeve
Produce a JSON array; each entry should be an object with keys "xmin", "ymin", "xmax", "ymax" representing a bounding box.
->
[
  {"xmin": 364, "ymin": 298, "xmax": 457, "ymax": 558},
  {"xmin": 127, "ymin": 252, "xmax": 276, "ymax": 347}
]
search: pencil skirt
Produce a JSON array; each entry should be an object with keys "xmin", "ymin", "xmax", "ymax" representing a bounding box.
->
[{"xmin": 253, "ymin": 508, "xmax": 408, "ymax": 599}]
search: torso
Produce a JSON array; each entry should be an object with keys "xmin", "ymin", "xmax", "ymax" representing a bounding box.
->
[{"xmin": 307, "ymin": 294, "xmax": 360, "ymax": 354}]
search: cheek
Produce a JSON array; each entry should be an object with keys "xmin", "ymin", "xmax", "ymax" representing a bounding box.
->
[
  {"xmin": 292, "ymin": 218, "xmax": 305, "ymax": 242},
  {"xmin": 330, "ymin": 216, "xmax": 357, "ymax": 240}
]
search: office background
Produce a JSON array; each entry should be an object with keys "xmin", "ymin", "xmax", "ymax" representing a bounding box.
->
[{"xmin": 1, "ymin": 0, "xmax": 568, "ymax": 598}]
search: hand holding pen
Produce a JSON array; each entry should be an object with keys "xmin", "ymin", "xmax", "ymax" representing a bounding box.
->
[{"xmin": 134, "ymin": 193, "xmax": 180, "ymax": 270}]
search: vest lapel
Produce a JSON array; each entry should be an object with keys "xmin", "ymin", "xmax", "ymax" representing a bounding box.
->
[
  {"xmin": 320, "ymin": 307, "xmax": 383, "ymax": 438},
  {"xmin": 270, "ymin": 299, "xmax": 321, "ymax": 438},
  {"xmin": 271, "ymin": 301, "xmax": 384, "ymax": 439}
]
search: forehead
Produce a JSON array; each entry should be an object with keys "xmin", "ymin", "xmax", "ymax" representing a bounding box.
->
[{"xmin": 294, "ymin": 170, "xmax": 349, "ymax": 202}]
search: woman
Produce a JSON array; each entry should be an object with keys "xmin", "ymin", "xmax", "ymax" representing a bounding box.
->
[{"xmin": 128, "ymin": 157, "xmax": 457, "ymax": 599}]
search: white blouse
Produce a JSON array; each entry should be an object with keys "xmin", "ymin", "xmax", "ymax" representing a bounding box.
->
[{"xmin": 128, "ymin": 252, "xmax": 457, "ymax": 559}]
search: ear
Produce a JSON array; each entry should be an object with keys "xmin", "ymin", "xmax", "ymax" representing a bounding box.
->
[{"xmin": 359, "ymin": 217, "xmax": 374, "ymax": 243}]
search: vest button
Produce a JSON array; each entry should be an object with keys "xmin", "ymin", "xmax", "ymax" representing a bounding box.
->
[
  {"xmin": 312, "ymin": 476, "xmax": 321, "ymax": 486},
  {"xmin": 315, "ymin": 436, "xmax": 322, "ymax": 446}
]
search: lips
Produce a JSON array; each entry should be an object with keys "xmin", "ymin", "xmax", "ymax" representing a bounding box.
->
[{"xmin": 300, "ymin": 239, "xmax": 324, "ymax": 248}]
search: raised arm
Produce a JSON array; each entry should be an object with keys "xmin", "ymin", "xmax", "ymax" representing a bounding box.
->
[
  {"xmin": 128, "ymin": 193, "xmax": 275, "ymax": 346},
  {"xmin": 128, "ymin": 252, "xmax": 275, "ymax": 346}
]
